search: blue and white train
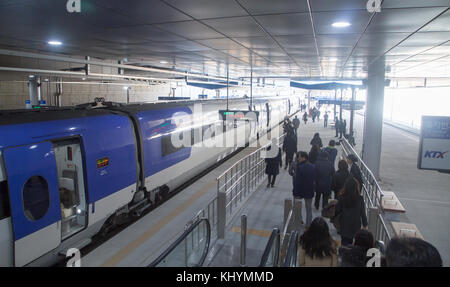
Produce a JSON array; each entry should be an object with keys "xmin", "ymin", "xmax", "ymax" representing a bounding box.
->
[{"xmin": 0, "ymin": 96, "xmax": 300, "ymax": 266}]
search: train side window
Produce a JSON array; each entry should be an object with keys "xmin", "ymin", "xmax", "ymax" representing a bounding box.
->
[
  {"xmin": 22, "ymin": 176, "xmax": 50, "ymax": 221},
  {"xmin": 0, "ymin": 181, "xmax": 11, "ymax": 220}
]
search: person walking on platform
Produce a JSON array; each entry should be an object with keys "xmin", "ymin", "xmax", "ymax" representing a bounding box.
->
[
  {"xmin": 324, "ymin": 112, "xmax": 329, "ymax": 127},
  {"xmin": 310, "ymin": 132, "xmax": 323, "ymax": 149},
  {"xmin": 331, "ymin": 160, "xmax": 350, "ymax": 198},
  {"xmin": 334, "ymin": 177, "xmax": 368, "ymax": 246},
  {"xmin": 314, "ymin": 151, "xmax": 334, "ymax": 210},
  {"xmin": 283, "ymin": 130, "xmax": 297, "ymax": 170},
  {"xmin": 346, "ymin": 154, "xmax": 363, "ymax": 191},
  {"xmin": 340, "ymin": 119, "xmax": 347, "ymax": 139},
  {"xmin": 292, "ymin": 115, "xmax": 300, "ymax": 135},
  {"xmin": 317, "ymin": 110, "xmax": 321, "ymax": 122},
  {"xmin": 323, "ymin": 140, "xmax": 338, "ymax": 172},
  {"xmin": 298, "ymin": 217, "xmax": 338, "ymax": 267},
  {"xmin": 312, "ymin": 108, "xmax": 317, "ymax": 123},
  {"xmin": 293, "ymin": 152, "xmax": 315, "ymax": 227},
  {"xmin": 335, "ymin": 117, "xmax": 340, "ymax": 137},
  {"xmin": 265, "ymin": 144, "xmax": 282, "ymax": 188},
  {"xmin": 303, "ymin": 112, "xmax": 308, "ymax": 124}
]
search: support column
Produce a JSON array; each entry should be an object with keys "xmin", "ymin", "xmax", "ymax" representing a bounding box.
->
[
  {"xmin": 334, "ymin": 89, "xmax": 337, "ymax": 120},
  {"xmin": 362, "ymin": 57, "xmax": 386, "ymax": 179},
  {"xmin": 226, "ymin": 65, "xmax": 229, "ymax": 110},
  {"xmin": 250, "ymin": 65, "xmax": 253, "ymax": 110},
  {"xmin": 339, "ymin": 89, "xmax": 343, "ymax": 122},
  {"xmin": 349, "ymin": 87, "xmax": 355, "ymax": 137},
  {"xmin": 307, "ymin": 91, "xmax": 311, "ymax": 110}
]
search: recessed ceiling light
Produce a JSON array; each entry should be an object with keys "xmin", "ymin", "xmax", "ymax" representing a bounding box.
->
[
  {"xmin": 160, "ymin": 60, "xmax": 168, "ymax": 64},
  {"xmin": 48, "ymin": 40, "xmax": 62, "ymax": 46},
  {"xmin": 332, "ymin": 22, "xmax": 351, "ymax": 28}
]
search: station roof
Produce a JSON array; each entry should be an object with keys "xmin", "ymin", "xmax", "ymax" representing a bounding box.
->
[
  {"xmin": 0, "ymin": 1, "xmax": 449, "ymax": 79},
  {"xmin": 290, "ymin": 80, "xmax": 364, "ymax": 90}
]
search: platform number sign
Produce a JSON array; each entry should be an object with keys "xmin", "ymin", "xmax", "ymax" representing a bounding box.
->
[{"xmin": 418, "ymin": 116, "xmax": 450, "ymax": 173}]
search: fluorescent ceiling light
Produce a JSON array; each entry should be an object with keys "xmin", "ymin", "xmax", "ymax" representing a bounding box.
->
[
  {"xmin": 160, "ymin": 60, "xmax": 168, "ymax": 64},
  {"xmin": 48, "ymin": 40, "xmax": 62, "ymax": 46},
  {"xmin": 332, "ymin": 22, "xmax": 351, "ymax": 28}
]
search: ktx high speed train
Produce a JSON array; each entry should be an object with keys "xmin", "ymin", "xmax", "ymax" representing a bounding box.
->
[{"xmin": 0, "ymin": 95, "xmax": 301, "ymax": 266}]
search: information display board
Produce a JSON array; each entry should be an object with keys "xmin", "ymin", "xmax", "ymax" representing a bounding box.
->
[{"xmin": 418, "ymin": 116, "xmax": 450, "ymax": 172}]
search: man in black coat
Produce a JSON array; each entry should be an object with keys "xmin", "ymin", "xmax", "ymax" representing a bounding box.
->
[
  {"xmin": 283, "ymin": 131, "xmax": 297, "ymax": 170},
  {"xmin": 293, "ymin": 151, "xmax": 315, "ymax": 227},
  {"xmin": 292, "ymin": 115, "xmax": 300, "ymax": 135},
  {"xmin": 323, "ymin": 140, "xmax": 338, "ymax": 172},
  {"xmin": 314, "ymin": 151, "xmax": 334, "ymax": 210},
  {"xmin": 335, "ymin": 117, "xmax": 339, "ymax": 137},
  {"xmin": 347, "ymin": 154, "xmax": 363, "ymax": 191}
]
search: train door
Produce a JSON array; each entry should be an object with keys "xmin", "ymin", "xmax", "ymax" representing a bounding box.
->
[
  {"xmin": 3, "ymin": 141, "xmax": 62, "ymax": 266},
  {"xmin": 0, "ymin": 151, "xmax": 13, "ymax": 266},
  {"xmin": 52, "ymin": 139, "xmax": 87, "ymax": 241}
]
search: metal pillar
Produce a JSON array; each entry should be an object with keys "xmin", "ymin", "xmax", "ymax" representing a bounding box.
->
[
  {"xmin": 362, "ymin": 57, "xmax": 386, "ymax": 179},
  {"xmin": 226, "ymin": 65, "xmax": 229, "ymax": 110},
  {"xmin": 307, "ymin": 91, "xmax": 311, "ymax": 110},
  {"xmin": 349, "ymin": 87, "xmax": 355, "ymax": 137},
  {"xmin": 334, "ymin": 89, "xmax": 337, "ymax": 120},
  {"xmin": 240, "ymin": 214, "xmax": 247, "ymax": 267},
  {"xmin": 126, "ymin": 87, "xmax": 130, "ymax": 104},
  {"xmin": 28, "ymin": 75, "xmax": 41, "ymax": 106},
  {"xmin": 339, "ymin": 89, "xmax": 343, "ymax": 122},
  {"xmin": 250, "ymin": 65, "xmax": 253, "ymax": 110}
]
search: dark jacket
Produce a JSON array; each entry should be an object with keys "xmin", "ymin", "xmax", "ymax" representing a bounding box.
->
[
  {"xmin": 265, "ymin": 148, "xmax": 282, "ymax": 175},
  {"xmin": 309, "ymin": 148, "xmax": 319, "ymax": 164},
  {"xmin": 314, "ymin": 152, "xmax": 334, "ymax": 194},
  {"xmin": 323, "ymin": 146, "xmax": 338, "ymax": 169},
  {"xmin": 335, "ymin": 195, "xmax": 368, "ymax": 239},
  {"xmin": 310, "ymin": 136, "xmax": 323, "ymax": 148},
  {"xmin": 293, "ymin": 161, "xmax": 315, "ymax": 199},
  {"xmin": 332, "ymin": 169, "xmax": 350, "ymax": 195},
  {"xmin": 283, "ymin": 133, "xmax": 297, "ymax": 156},
  {"xmin": 350, "ymin": 164, "xmax": 363, "ymax": 191},
  {"xmin": 293, "ymin": 118, "xmax": 300, "ymax": 129}
]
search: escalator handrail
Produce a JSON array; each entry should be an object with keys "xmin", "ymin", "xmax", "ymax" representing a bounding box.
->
[
  {"xmin": 258, "ymin": 228, "xmax": 280, "ymax": 267},
  {"xmin": 283, "ymin": 231, "xmax": 298, "ymax": 267},
  {"xmin": 148, "ymin": 218, "xmax": 211, "ymax": 267}
]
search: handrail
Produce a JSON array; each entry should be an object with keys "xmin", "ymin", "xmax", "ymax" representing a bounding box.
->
[
  {"xmin": 148, "ymin": 218, "xmax": 211, "ymax": 267},
  {"xmin": 283, "ymin": 231, "xmax": 298, "ymax": 267},
  {"xmin": 340, "ymin": 138, "xmax": 385, "ymax": 198},
  {"xmin": 259, "ymin": 228, "xmax": 280, "ymax": 267},
  {"xmin": 216, "ymin": 133, "xmax": 285, "ymax": 181}
]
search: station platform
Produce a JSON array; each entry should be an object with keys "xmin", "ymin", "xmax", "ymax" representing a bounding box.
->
[{"xmin": 82, "ymin": 111, "xmax": 450, "ymax": 267}]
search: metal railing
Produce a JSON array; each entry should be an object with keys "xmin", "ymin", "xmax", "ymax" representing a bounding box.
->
[
  {"xmin": 215, "ymin": 133, "xmax": 286, "ymax": 238},
  {"xmin": 259, "ymin": 228, "xmax": 281, "ymax": 267},
  {"xmin": 148, "ymin": 218, "xmax": 211, "ymax": 267},
  {"xmin": 340, "ymin": 138, "xmax": 391, "ymax": 245}
]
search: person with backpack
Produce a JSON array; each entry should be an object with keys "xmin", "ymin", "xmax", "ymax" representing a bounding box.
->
[
  {"xmin": 346, "ymin": 154, "xmax": 363, "ymax": 191},
  {"xmin": 303, "ymin": 112, "xmax": 308, "ymax": 124}
]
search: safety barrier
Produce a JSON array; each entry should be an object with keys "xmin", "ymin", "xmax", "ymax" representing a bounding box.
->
[
  {"xmin": 340, "ymin": 138, "xmax": 391, "ymax": 245},
  {"xmin": 214, "ymin": 133, "xmax": 286, "ymax": 239}
]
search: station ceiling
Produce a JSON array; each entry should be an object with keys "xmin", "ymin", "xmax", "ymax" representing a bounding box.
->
[{"xmin": 0, "ymin": 0, "xmax": 449, "ymax": 80}]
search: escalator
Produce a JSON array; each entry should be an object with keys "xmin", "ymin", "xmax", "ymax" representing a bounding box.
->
[{"xmin": 149, "ymin": 218, "xmax": 211, "ymax": 267}]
